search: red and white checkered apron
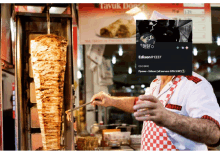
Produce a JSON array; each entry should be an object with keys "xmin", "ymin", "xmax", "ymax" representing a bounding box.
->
[{"xmin": 141, "ymin": 76, "xmax": 183, "ymax": 151}]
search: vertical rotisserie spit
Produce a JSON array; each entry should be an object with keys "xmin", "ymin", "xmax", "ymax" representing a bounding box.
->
[{"xmin": 31, "ymin": 34, "xmax": 67, "ymax": 150}]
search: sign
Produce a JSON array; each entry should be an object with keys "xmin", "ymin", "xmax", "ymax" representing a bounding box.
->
[
  {"xmin": 79, "ymin": 3, "xmax": 139, "ymax": 44},
  {"xmin": 144, "ymin": 3, "xmax": 212, "ymax": 44},
  {"xmin": 79, "ymin": 3, "xmax": 211, "ymax": 44}
]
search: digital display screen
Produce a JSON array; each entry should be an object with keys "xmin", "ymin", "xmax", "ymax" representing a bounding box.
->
[{"xmin": 136, "ymin": 20, "xmax": 192, "ymax": 75}]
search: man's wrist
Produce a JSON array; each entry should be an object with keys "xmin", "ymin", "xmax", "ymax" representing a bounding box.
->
[
  {"xmin": 109, "ymin": 96, "xmax": 116, "ymax": 107},
  {"xmin": 161, "ymin": 109, "xmax": 177, "ymax": 127}
]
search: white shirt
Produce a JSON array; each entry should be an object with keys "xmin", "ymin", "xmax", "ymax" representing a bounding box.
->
[{"xmin": 144, "ymin": 72, "xmax": 220, "ymax": 150}]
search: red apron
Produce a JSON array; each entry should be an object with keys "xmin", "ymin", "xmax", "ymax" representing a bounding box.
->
[{"xmin": 141, "ymin": 76, "xmax": 183, "ymax": 151}]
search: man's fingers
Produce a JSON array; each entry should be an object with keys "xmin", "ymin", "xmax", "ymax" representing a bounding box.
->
[
  {"xmin": 92, "ymin": 100, "xmax": 103, "ymax": 106},
  {"xmin": 134, "ymin": 109, "xmax": 155, "ymax": 117},
  {"xmin": 133, "ymin": 101, "xmax": 156, "ymax": 110},
  {"xmin": 90, "ymin": 95, "xmax": 100, "ymax": 102},
  {"xmin": 139, "ymin": 95, "xmax": 158, "ymax": 103},
  {"xmin": 135, "ymin": 115, "xmax": 155, "ymax": 121}
]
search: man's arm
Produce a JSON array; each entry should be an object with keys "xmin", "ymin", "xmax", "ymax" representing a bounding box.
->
[
  {"xmin": 134, "ymin": 95, "xmax": 220, "ymax": 146},
  {"xmin": 110, "ymin": 96, "xmax": 136, "ymax": 113},
  {"xmin": 164, "ymin": 110, "xmax": 220, "ymax": 146},
  {"xmin": 91, "ymin": 91, "xmax": 136, "ymax": 113}
]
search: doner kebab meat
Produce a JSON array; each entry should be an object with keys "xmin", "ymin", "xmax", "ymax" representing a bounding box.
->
[{"xmin": 31, "ymin": 34, "xmax": 67, "ymax": 150}]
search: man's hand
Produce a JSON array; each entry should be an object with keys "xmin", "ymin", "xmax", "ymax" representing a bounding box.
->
[
  {"xmin": 90, "ymin": 91, "xmax": 112, "ymax": 107},
  {"xmin": 133, "ymin": 95, "xmax": 169, "ymax": 126},
  {"xmin": 133, "ymin": 96, "xmax": 220, "ymax": 146}
]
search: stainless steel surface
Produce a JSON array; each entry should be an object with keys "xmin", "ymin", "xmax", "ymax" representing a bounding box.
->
[
  {"xmin": 96, "ymin": 146, "xmax": 134, "ymax": 151},
  {"xmin": 70, "ymin": 5, "xmax": 76, "ymax": 150},
  {"xmin": 130, "ymin": 145, "xmax": 141, "ymax": 151},
  {"xmin": 116, "ymin": 124, "xmax": 137, "ymax": 132},
  {"xmin": 15, "ymin": 16, "xmax": 25, "ymax": 150},
  {"xmin": 64, "ymin": 18, "xmax": 74, "ymax": 150},
  {"xmin": 108, "ymin": 140, "xmax": 121, "ymax": 148}
]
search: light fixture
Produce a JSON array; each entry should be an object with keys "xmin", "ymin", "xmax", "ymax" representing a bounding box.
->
[
  {"xmin": 49, "ymin": 7, "xmax": 67, "ymax": 14},
  {"xmin": 141, "ymin": 84, "xmax": 145, "ymax": 88},
  {"xmin": 194, "ymin": 62, "xmax": 200, "ymax": 70},
  {"xmin": 207, "ymin": 67, "xmax": 211, "ymax": 73},
  {"xmin": 118, "ymin": 45, "xmax": 123, "ymax": 56},
  {"xmin": 10, "ymin": 18, "xmax": 15, "ymax": 42},
  {"xmin": 131, "ymin": 85, "xmax": 135, "ymax": 89},
  {"xmin": 213, "ymin": 56, "xmax": 217, "ymax": 63},
  {"xmin": 77, "ymin": 58, "xmax": 81, "ymax": 69},
  {"xmin": 128, "ymin": 66, "xmax": 132, "ymax": 74},
  {"xmin": 208, "ymin": 56, "xmax": 212, "ymax": 64},
  {"xmin": 133, "ymin": 12, "xmax": 147, "ymax": 20},
  {"xmin": 112, "ymin": 55, "xmax": 116, "ymax": 64},
  {"xmin": 217, "ymin": 37, "xmax": 220, "ymax": 46},
  {"xmin": 77, "ymin": 70, "xmax": 82, "ymax": 79},
  {"xmin": 193, "ymin": 47, "xmax": 198, "ymax": 56}
]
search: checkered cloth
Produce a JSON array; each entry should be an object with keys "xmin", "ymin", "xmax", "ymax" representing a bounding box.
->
[
  {"xmin": 141, "ymin": 76, "xmax": 183, "ymax": 151},
  {"xmin": 141, "ymin": 121, "xmax": 177, "ymax": 151},
  {"xmin": 161, "ymin": 75, "xmax": 183, "ymax": 106}
]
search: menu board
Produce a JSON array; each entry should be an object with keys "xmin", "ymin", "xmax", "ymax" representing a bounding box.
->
[
  {"xmin": 78, "ymin": 3, "xmax": 211, "ymax": 44},
  {"xmin": 145, "ymin": 3, "xmax": 212, "ymax": 44}
]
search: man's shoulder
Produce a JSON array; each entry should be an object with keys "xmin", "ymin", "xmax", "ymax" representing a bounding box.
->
[
  {"xmin": 182, "ymin": 72, "xmax": 212, "ymax": 92},
  {"xmin": 184, "ymin": 72, "xmax": 209, "ymax": 85}
]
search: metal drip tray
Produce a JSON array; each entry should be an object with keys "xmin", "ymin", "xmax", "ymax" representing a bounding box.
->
[{"xmin": 96, "ymin": 146, "xmax": 134, "ymax": 151}]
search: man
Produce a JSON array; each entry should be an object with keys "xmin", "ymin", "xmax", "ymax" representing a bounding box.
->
[{"xmin": 91, "ymin": 72, "xmax": 220, "ymax": 150}]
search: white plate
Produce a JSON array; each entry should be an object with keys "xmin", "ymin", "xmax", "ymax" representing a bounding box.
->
[
  {"xmin": 95, "ymin": 27, "xmax": 136, "ymax": 39},
  {"xmin": 94, "ymin": 16, "xmax": 136, "ymax": 39}
]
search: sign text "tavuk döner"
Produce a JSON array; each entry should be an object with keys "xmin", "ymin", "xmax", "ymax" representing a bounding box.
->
[{"xmin": 100, "ymin": 3, "xmax": 139, "ymax": 9}]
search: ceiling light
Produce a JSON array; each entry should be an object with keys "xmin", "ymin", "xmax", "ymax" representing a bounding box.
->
[
  {"xmin": 77, "ymin": 70, "xmax": 82, "ymax": 79},
  {"xmin": 128, "ymin": 67, "xmax": 132, "ymax": 74},
  {"xmin": 217, "ymin": 37, "xmax": 220, "ymax": 46},
  {"xmin": 131, "ymin": 85, "xmax": 135, "ymax": 89},
  {"xmin": 193, "ymin": 47, "xmax": 198, "ymax": 56},
  {"xmin": 194, "ymin": 62, "xmax": 199, "ymax": 70},
  {"xmin": 77, "ymin": 58, "xmax": 81, "ymax": 69},
  {"xmin": 133, "ymin": 12, "xmax": 147, "ymax": 21},
  {"xmin": 207, "ymin": 67, "xmax": 211, "ymax": 73},
  {"xmin": 118, "ymin": 45, "xmax": 123, "ymax": 56},
  {"xmin": 112, "ymin": 55, "xmax": 116, "ymax": 64},
  {"xmin": 208, "ymin": 56, "xmax": 212, "ymax": 64},
  {"xmin": 141, "ymin": 84, "xmax": 145, "ymax": 88},
  {"xmin": 212, "ymin": 56, "xmax": 217, "ymax": 63},
  {"xmin": 49, "ymin": 7, "xmax": 67, "ymax": 14},
  {"xmin": 10, "ymin": 18, "xmax": 15, "ymax": 42}
]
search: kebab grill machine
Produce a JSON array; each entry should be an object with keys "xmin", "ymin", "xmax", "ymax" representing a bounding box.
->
[{"xmin": 13, "ymin": 4, "xmax": 76, "ymax": 150}]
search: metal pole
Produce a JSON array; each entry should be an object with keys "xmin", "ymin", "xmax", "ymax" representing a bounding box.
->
[
  {"xmin": 64, "ymin": 18, "xmax": 74, "ymax": 150},
  {"xmin": 15, "ymin": 16, "xmax": 23, "ymax": 150},
  {"xmin": 47, "ymin": 5, "xmax": 50, "ymax": 34}
]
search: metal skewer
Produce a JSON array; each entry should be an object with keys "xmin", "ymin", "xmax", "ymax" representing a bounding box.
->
[
  {"xmin": 46, "ymin": 5, "xmax": 50, "ymax": 34},
  {"xmin": 66, "ymin": 101, "xmax": 92, "ymax": 113}
]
